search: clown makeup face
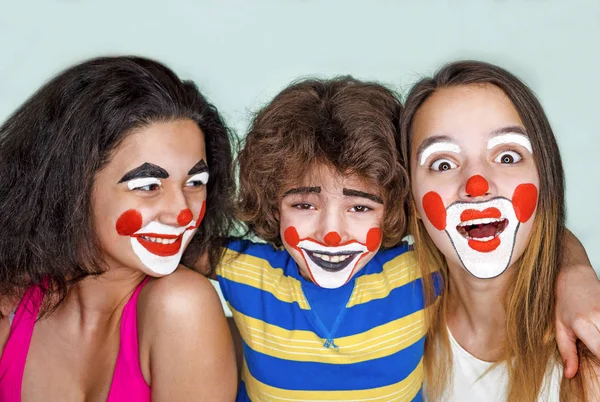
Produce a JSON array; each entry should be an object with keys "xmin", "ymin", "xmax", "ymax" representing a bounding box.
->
[
  {"xmin": 410, "ymin": 84, "xmax": 540, "ymax": 279},
  {"xmin": 279, "ymin": 165, "xmax": 384, "ymax": 289},
  {"xmin": 92, "ymin": 119, "xmax": 208, "ymax": 277}
]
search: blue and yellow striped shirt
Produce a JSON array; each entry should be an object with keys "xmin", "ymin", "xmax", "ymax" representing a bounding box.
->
[{"xmin": 217, "ymin": 240, "xmax": 427, "ymax": 401}]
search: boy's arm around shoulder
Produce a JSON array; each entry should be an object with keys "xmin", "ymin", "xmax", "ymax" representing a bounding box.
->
[
  {"xmin": 555, "ymin": 229, "xmax": 600, "ymax": 379},
  {"xmin": 138, "ymin": 267, "xmax": 237, "ymax": 401}
]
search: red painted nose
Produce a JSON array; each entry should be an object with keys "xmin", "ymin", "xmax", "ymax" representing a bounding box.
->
[
  {"xmin": 177, "ymin": 208, "xmax": 193, "ymax": 226},
  {"xmin": 465, "ymin": 175, "xmax": 489, "ymax": 197},
  {"xmin": 324, "ymin": 231, "xmax": 342, "ymax": 246}
]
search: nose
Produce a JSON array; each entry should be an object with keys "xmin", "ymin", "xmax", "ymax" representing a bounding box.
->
[
  {"xmin": 324, "ymin": 231, "xmax": 342, "ymax": 246},
  {"xmin": 159, "ymin": 188, "xmax": 193, "ymax": 227},
  {"xmin": 465, "ymin": 174, "xmax": 490, "ymax": 198}
]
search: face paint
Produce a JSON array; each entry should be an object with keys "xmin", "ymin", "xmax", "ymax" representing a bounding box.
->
[
  {"xmin": 423, "ymin": 186, "xmax": 538, "ymax": 279},
  {"xmin": 116, "ymin": 201, "xmax": 206, "ymax": 275},
  {"xmin": 487, "ymin": 133, "xmax": 533, "ymax": 154},
  {"xmin": 422, "ymin": 192, "xmax": 447, "ymax": 231},
  {"xmin": 283, "ymin": 226, "xmax": 380, "ymax": 289},
  {"xmin": 419, "ymin": 141, "xmax": 461, "ymax": 166},
  {"xmin": 512, "ymin": 183, "xmax": 538, "ymax": 223},
  {"xmin": 465, "ymin": 175, "xmax": 489, "ymax": 197}
]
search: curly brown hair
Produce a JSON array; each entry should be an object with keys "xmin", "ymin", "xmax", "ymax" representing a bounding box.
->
[{"xmin": 237, "ymin": 76, "xmax": 408, "ymax": 247}]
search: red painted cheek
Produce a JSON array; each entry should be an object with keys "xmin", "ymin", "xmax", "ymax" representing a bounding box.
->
[
  {"xmin": 196, "ymin": 201, "xmax": 206, "ymax": 227},
  {"xmin": 177, "ymin": 208, "xmax": 193, "ymax": 226},
  {"xmin": 116, "ymin": 209, "xmax": 143, "ymax": 236},
  {"xmin": 422, "ymin": 192, "xmax": 447, "ymax": 231},
  {"xmin": 366, "ymin": 228, "xmax": 382, "ymax": 252},
  {"xmin": 512, "ymin": 183, "xmax": 538, "ymax": 223},
  {"xmin": 465, "ymin": 175, "xmax": 489, "ymax": 197},
  {"xmin": 324, "ymin": 231, "xmax": 341, "ymax": 246},
  {"xmin": 283, "ymin": 226, "xmax": 300, "ymax": 247}
]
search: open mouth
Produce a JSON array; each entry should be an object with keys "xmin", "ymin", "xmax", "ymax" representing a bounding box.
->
[
  {"xmin": 133, "ymin": 233, "xmax": 183, "ymax": 257},
  {"xmin": 302, "ymin": 249, "xmax": 362, "ymax": 273},
  {"xmin": 456, "ymin": 217, "xmax": 509, "ymax": 241}
]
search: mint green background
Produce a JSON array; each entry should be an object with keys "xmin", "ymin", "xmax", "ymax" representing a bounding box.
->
[{"xmin": 1, "ymin": 0, "xmax": 598, "ymax": 270}]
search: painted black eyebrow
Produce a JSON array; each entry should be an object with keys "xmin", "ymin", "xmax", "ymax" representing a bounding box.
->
[
  {"xmin": 282, "ymin": 186, "xmax": 321, "ymax": 197},
  {"xmin": 415, "ymin": 135, "xmax": 456, "ymax": 165},
  {"xmin": 118, "ymin": 162, "xmax": 169, "ymax": 183},
  {"xmin": 188, "ymin": 159, "xmax": 208, "ymax": 175},
  {"xmin": 343, "ymin": 188, "xmax": 384, "ymax": 204}
]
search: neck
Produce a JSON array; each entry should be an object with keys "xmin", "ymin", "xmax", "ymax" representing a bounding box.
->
[
  {"xmin": 56, "ymin": 267, "xmax": 147, "ymax": 330},
  {"xmin": 446, "ymin": 261, "xmax": 514, "ymax": 362}
]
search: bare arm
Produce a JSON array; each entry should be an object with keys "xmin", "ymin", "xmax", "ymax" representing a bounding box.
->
[
  {"xmin": 555, "ymin": 229, "xmax": 599, "ymax": 378},
  {"xmin": 142, "ymin": 268, "xmax": 237, "ymax": 401}
]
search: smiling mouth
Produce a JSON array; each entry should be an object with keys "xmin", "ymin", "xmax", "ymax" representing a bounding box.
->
[
  {"xmin": 303, "ymin": 249, "xmax": 362, "ymax": 272},
  {"xmin": 456, "ymin": 218, "xmax": 509, "ymax": 241},
  {"xmin": 133, "ymin": 233, "xmax": 183, "ymax": 257}
]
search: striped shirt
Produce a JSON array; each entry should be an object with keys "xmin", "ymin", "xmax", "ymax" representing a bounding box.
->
[{"xmin": 217, "ymin": 239, "xmax": 428, "ymax": 401}]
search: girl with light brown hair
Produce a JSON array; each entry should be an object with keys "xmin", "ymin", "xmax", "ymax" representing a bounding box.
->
[{"xmin": 401, "ymin": 60, "xmax": 599, "ymax": 401}]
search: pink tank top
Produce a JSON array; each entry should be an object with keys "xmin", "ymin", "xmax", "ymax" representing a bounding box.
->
[{"xmin": 0, "ymin": 277, "xmax": 151, "ymax": 401}]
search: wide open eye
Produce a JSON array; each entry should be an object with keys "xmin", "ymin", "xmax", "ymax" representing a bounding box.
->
[
  {"xmin": 430, "ymin": 158, "xmax": 458, "ymax": 172},
  {"xmin": 494, "ymin": 150, "xmax": 522, "ymax": 164},
  {"xmin": 127, "ymin": 177, "xmax": 162, "ymax": 191},
  {"xmin": 185, "ymin": 172, "xmax": 209, "ymax": 187}
]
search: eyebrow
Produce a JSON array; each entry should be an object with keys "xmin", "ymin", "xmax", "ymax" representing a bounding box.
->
[
  {"xmin": 282, "ymin": 186, "xmax": 321, "ymax": 197},
  {"xmin": 488, "ymin": 126, "xmax": 532, "ymax": 153},
  {"xmin": 343, "ymin": 188, "xmax": 384, "ymax": 204},
  {"xmin": 490, "ymin": 126, "xmax": 528, "ymax": 137},
  {"xmin": 118, "ymin": 162, "xmax": 169, "ymax": 183},
  {"xmin": 416, "ymin": 135, "xmax": 460, "ymax": 166},
  {"xmin": 188, "ymin": 159, "xmax": 208, "ymax": 175}
]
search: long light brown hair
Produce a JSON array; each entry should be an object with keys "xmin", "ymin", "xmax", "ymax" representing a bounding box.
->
[{"xmin": 400, "ymin": 60, "xmax": 596, "ymax": 401}]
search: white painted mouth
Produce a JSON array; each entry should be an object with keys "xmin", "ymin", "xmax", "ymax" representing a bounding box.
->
[
  {"xmin": 445, "ymin": 198, "xmax": 519, "ymax": 279},
  {"xmin": 130, "ymin": 220, "xmax": 198, "ymax": 276},
  {"xmin": 296, "ymin": 239, "xmax": 368, "ymax": 288}
]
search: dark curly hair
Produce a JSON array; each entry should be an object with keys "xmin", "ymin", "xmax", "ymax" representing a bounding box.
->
[
  {"xmin": 237, "ymin": 76, "xmax": 408, "ymax": 248},
  {"xmin": 0, "ymin": 56, "xmax": 236, "ymax": 316}
]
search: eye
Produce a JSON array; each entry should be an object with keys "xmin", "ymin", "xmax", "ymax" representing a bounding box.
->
[
  {"xmin": 430, "ymin": 158, "xmax": 458, "ymax": 172},
  {"xmin": 349, "ymin": 205, "xmax": 372, "ymax": 213},
  {"xmin": 494, "ymin": 150, "xmax": 522, "ymax": 164},
  {"xmin": 292, "ymin": 203, "xmax": 315, "ymax": 210},
  {"xmin": 185, "ymin": 172, "xmax": 209, "ymax": 188},
  {"xmin": 127, "ymin": 177, "xmax": 162, "ymax": 192}
]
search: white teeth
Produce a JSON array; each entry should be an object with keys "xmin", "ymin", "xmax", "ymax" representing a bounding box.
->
[
  {"xmin": 460, "ymin": 217, "xmax": 501, "ymax": 227},
  {"xmin": 141, "ymin": 236, "xmax": 177, "ymax": 244},
  {"xmin": 311, "ymin": 252, "xmax": 352, "ymax": 263},
  {"xmin": 466, "ymin": 235, "xmax": 496, "ymax": 242}
]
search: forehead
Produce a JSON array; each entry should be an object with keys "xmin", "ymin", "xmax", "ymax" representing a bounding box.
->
[
  {"xmin": 285, "ymin": 164, "xmax": 382, "ymax": 196},
  {"xmin": 108, "ymin": 119, "xmax": 206, "ymax": 175},
  {"xmin": 411, "ymin": 84, "xmax": 524, "ymax": 150}
]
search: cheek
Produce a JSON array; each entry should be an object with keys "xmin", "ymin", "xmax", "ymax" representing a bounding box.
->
[
  {"xmin": 283, "ymin": 226, "xmax": 300, "ymax": 247},
  {"xmin": 512, "ymin": 184, "xmax": 538, "ymax": 223},
  {"xmin": 116, "ymin": 209, "xmax": 143, "ymax": 236},
  {"xmin": 422, "ymin": 191, "xmax": 447, "ymax": 231},
  {"xmin": 366, "ymin": 228, "xmax": 382, "ymax": 252}
]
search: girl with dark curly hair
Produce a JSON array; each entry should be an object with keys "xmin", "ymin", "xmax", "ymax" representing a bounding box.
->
[{"xmin": 0, "ymin": 56, "xmax": 237, "ymax": 401}]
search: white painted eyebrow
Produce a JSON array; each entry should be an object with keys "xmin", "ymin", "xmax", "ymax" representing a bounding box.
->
[
  {"xmin": 487, "ymin": 133, "xmax": 533, "ymax": 154},
  {"xmin": 186, "ymin": 172, "xmax": 210, "ymax": 185},
  {"xmin": 127, "ymin": 177, "xmax": 161, "ymax": 190},
  {"xmin": 419, "ymin": 141, "xmax": 461, "ymax": 166}
]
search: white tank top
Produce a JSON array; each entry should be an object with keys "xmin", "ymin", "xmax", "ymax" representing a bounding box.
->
[{"xmin": 437, "ymin": 328, "xmax": 562, "ymax": 401}]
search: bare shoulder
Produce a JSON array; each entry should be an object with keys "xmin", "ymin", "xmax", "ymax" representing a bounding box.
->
[
  {"xmin": 137, "ymin": 266, "xmax": 237, "ymax": 400},
  {"xmin": 139, "ymin": 266, "xmax": 219, "ymax": 312}
]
